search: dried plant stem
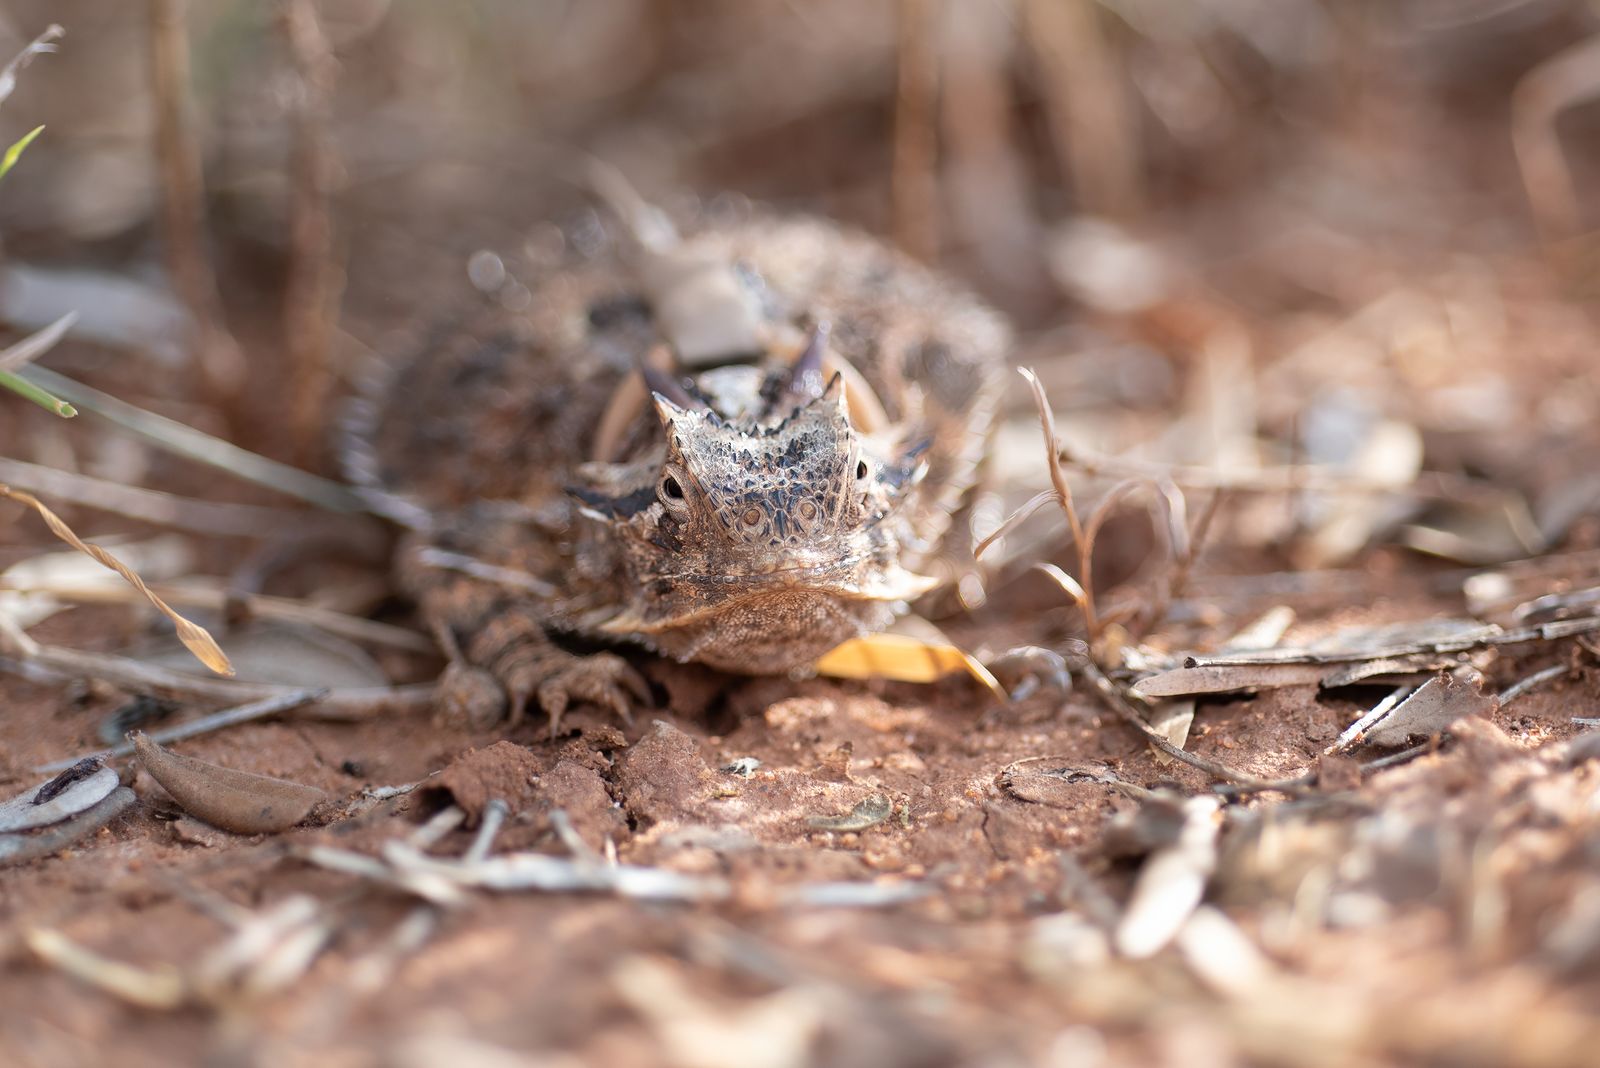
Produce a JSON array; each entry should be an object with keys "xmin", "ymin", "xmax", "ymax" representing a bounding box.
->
[
  {"xmin": 1081, "ymin": 660, "xmax": 1280, "ymax": 790},
  {"xmin": 0, "ymin": 312, "xmax": 76, "ymax": 375},
  {"xmin": 1060, "ymin": 438, "xmax": 1495, "ymax": 503},
  {"xmin": 0, "ymin": 581, "xmax": 433, "ymax": 653},
  {"xmin": 148, "ymin": 0, "xmax": 246, "ymax": 406},
  {"xmin": 23, "ymin": 928, "xmax": 187, "ymax": 1010},
  {"xmin": 281, "ymin": 0, "xmax": 344, "ymax": 465},
  {"xmin": 891, "ymin": 0, "xmax": 939, "ymax": 261},
  {"xmin": 33, "ymin": 689, "xmax": 326, "ymax": 774},
  {"xmin": 940, "ymin": 0, "xmax": 1048, "ymax": 307},
  {"xmin": 0, "ymin": 24, "xmax": 63, "ymax": 106},
  {"xmin": 0, "ymin": 485, "xmax": 232, "ymax": 675},
  {"xmin": 1511, "ymin": 33, "xmax": 1600, "ymax": 242},
  {"xmin": 0, "ymin": 631, "xmax": 434, "ymax": 720},
  {"xmin": 1018, "ymin": 366, "xmax": 1103, "ymax": 637},
  {"xmin": 0, "ymin": 455, "xmax": 381, "ymax": 543},
  {"xmin": 1499, "ymin": 663, "xmax": 1567, "ymax": 707}
]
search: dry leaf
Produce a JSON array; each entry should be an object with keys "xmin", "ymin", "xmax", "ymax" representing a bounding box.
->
[
  {"xmin": 1132, "ymin": 662, "xmax": 1328, "ymax": 697},
  {"xmin": 814, "ymin": 623, "xmax": 1004, "ymax": 699},
  {"xmin": 131, "ymin": 732, "xmax": 324, "ymax": 834},
  {"xmin": 1360, "ymin": 671, "xmax": 1497, "ymax": 748}
]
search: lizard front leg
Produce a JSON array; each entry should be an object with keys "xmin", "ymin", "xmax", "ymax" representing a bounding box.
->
[{"xmin": 416, "ymin": 559, "xmax": 650, "ymax": 735}]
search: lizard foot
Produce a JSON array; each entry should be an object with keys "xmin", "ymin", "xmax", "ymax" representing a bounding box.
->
[
  {"xmin": 434, "ymin": 652, "xmax": 652, "ymax": 734},
  {"xmin": 531, "ymin": 651, "xmax": 651, "ymax": 737}
]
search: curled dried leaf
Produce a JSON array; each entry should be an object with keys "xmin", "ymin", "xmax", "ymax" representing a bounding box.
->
[
  {"xmin": 0, "ymin": 760, "xmax": 119, "ymax": 833},
  {"xmin": 0, "ymin": 786, "xmax": 135, "ymax": 866},
  {"xmin": 131, "ymin": 732, "xmax": 325, "ymax": 834}
]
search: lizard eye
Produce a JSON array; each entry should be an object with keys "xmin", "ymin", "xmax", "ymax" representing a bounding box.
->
[
  {"xmin": 855, "ymin": 459, "xmax": 870, "ymax": 482},
  {"xmin": 659, "ymin": 473, "xmax": 688, "ymax": 510}
]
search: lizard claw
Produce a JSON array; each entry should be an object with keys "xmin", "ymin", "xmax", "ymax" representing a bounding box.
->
[{"xmin": 534, "ymin": 652, "xmax": 651, "ymax": 736}]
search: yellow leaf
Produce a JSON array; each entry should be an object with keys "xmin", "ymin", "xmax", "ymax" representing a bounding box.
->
[{"xmin": 815, "ymin": 632, "xmax": 1005, "ymax": 700}]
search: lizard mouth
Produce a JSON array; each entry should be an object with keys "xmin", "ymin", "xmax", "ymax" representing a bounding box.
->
[{"xmin": 598, "ymin": 560, "xmax": 937, "ymax": 637}]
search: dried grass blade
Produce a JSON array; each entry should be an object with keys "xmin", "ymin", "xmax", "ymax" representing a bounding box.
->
[
  {"xmin": 1019, "ymin": 366, "xmax": 1084, "ymax": 547},
  {"xmin": 974, "ymin": 488, "xmax": 1059, "ymax": 559},
  {"xmin": 0, "ymin": 485, "xmax": 232, "ymax": 676},
  {"xmin": 0, "ymin": 311, "xmax": 76, "ymax": 374},
  {"xmin": 0, "ymin": 24, "xmax": 63, "ymax": 107},
  {"xmin": 23, "ymin": 927, "xmax": 186, "ymax": 1010}
]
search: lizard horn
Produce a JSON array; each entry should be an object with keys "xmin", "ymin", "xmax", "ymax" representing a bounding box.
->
[
  {"xmin": 640, "ymin": 361, "xmax": 703, "ymax": 413},
  {"xmin": 782, "ymin": 321, "xmax": 831, "ymax": 403}
]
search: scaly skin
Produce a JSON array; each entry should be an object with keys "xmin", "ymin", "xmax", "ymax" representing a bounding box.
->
[{"xmin": 343, "ymin": 212, "xmax": 1009, "ymax": 729}]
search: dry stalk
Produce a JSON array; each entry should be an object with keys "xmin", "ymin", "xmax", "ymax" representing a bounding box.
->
[
  {"xmin": 0, "ymin": 484, "xmax": 232, "ymax": 675},
  {"xmin": 0, "ymin": 23, "xmax": 63, "ymax": 106},
  {"xmin": 1022, "ymin": 0, "xmax": 1142, "ymax": 219},
  {"xmin": 1, "ymin": 580, "xmax": 433, "ymax": 653},
  {"xmin": 281, "ymin": 0, "xmax": 345, "ymax": 465},
  {"xmin": 1080, "ymin": 659, "xmax": 1280, "ymax": 790},
  {"xmin": 0, "ymin": 455, "xmax": 384, "ymax": 544},
  {"xmin": 891, "ymin": 0, "xmax": 939, "ymax": 261},
  {"xmin": 0, "ymin": 632, "xmax": 433, "ymax": 720},
  {"xmin": 147, "ymin": 0, "xmax": 247, "ymax": 408},
  {"xmin": 1060, "ymin": 436, "xmax": 1498, "ymax": 504},
  {"xmin": 0, "ymin": 312, "xmax": 76, "ymax": 375},
  {"xmin": 1511, "ymin": 33, "xmax": 1600, "ymax": 243}
]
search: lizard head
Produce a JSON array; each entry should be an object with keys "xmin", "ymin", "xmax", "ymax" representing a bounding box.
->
[{"xmin": 571, "ymin": 356, "xmax": 937, "ymax": 673}]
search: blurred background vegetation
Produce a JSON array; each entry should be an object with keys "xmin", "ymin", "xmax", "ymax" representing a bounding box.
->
[{"xmin": 2, "ymin": 0, "xmax": 1598, "ymax": 572}]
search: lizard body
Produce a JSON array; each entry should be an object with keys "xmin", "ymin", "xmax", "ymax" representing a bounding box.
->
[{"xmin": 343, "ymin": 211, "xmax": 1008, "ymax": 727}]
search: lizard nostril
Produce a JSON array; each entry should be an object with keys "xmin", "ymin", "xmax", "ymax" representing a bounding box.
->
[{"xmin": 742, "ymin": 507, "xmax": 763, "ymax": 526}]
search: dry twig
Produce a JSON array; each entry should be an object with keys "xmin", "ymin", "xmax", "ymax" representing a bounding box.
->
[
  {"xmin": 0, "ymin": 24, "xmax": 63, "ymax": 106},
  {"xmin": 32, "ymin": 689, "xmax": 326, "ymax": 774},
  {"xmin": 3, "ymin": 580, "xmax": 433, "ymax": 653}
]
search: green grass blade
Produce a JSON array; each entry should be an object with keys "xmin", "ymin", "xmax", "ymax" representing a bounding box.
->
[
  {"xmin": 0, "ymin": 125, "xmax": 43, "ymax": 184},
  {"xmin": 0, "ymin": 369, "xmax": 76, "ymax": 417}
]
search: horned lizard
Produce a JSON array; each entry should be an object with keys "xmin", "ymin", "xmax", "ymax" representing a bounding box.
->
[{"xmin": 343, "ymin": 202, "xmax": 1009, "ymax": 729}]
